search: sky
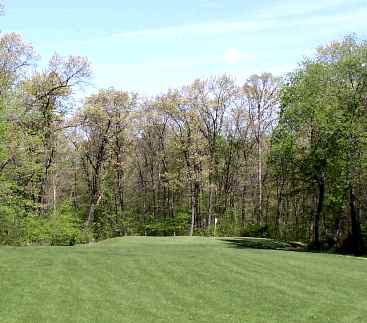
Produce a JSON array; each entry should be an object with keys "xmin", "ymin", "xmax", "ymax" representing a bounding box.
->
[{"xmin": 1, "ymin": 0, "xmax": 367, "ymax": 96}]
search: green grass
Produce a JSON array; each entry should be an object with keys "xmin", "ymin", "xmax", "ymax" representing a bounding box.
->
[{"xmin": 0, "ymin": 237, "xmax": 366, "ymax": 323}]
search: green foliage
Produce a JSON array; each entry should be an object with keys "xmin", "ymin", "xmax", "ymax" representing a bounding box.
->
[
  {"xmin": 0, "ymin": 204, "xmax": 25, "ymax": 245},
  {"xmin": 241, "ymin": 224, "xmax": 271, "ymax": 238},
  {"xmin": 270, "ymin": 35, "xmax": 367, "ymax": 253},
  {"xmin": 23, "ymin": 216, "xmax": 50, "ymax": 245},
  {"xmin": 192, "ymin": 226, "xmax": 212, "ymax": 236},
  {"xmin": 1, "ymin": 31, "xmax": 367, "ymax": 254},
  {"xmin": 212, "ymin": 209, "xmax": 242, "ymax": 237},
  {"xmin": 48, "ymin": 210, "xmax": 82, "ymax": 246},
  {"xmin": 144, "ymin": 211, "xmax": 190, "ymax": 236},
  {"xmin": 0, "ymin": 203, "xmax": 85, "ymax": 246},
  {"xmin": 78, "ymin": 228, "xmax": 95, "ymax": 244}
]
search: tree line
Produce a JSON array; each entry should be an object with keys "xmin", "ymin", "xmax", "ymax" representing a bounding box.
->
[{"xmin": 0, "ymin": 32, "xmax": 366, "ymax": 254}]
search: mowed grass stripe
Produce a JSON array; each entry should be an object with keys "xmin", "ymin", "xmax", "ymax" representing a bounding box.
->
[{"xmin": 0, "ymin": 237, "xmax": 366, "ymax": 323}]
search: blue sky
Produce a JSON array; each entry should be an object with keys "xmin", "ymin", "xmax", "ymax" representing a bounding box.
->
[{"xmin": 2, "ymin": 0, "xmax": 367, "ymax": 95}]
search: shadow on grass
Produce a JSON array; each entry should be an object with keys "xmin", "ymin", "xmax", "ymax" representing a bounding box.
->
[{"xmin": 220, "ymin": 237, "xmax": 306, "ymax": 252}]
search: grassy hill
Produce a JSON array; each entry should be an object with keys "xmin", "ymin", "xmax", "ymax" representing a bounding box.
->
[{"xmin": 0, "ymin": 237, "xmax": 366, "ymax": 323}]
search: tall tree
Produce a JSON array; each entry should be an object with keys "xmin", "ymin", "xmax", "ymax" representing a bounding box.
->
[
  {"xmin": 194, "ymin": 75, "xmax": 238, "ymax": 227},
  {"xmin": 21, "ymin": 54, "xmax": 90, "ymax": 213},
  {"xmin": 242, "ymin": 73, "xmax": 279, "ymax": 225}
]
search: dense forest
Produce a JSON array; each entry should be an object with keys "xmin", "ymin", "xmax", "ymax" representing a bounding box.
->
[{"xmin": 0, "ymin": 32, "xmax": 366, "ymax": 255}]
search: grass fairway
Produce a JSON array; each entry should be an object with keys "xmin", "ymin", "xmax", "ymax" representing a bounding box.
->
[{"xmin": 0, "ymin": 237, "xmax": 366, "ymax": 323}]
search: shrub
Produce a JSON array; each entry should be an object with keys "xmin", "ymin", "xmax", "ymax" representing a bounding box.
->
[
  {"xmin": 22, "ymin": 203, "xmax": 83, "ymax": 246},
  {"xmin": 24, "ymin": 216, "xmax": 51, "ymax": 245},
  {"xmin": 49, "ymin": 203, "xmax": 83, "ymax": 245},
  {"xmin": 241, "ymin": 224, "xmax": 270, "ymax": 238},
  {"xmin": 79, "ymin": 228, "xmax": 95, "ymax": 244},
  {"xmin": 49, "ymin": 214, "xmax": 81, "ymax": 246},
  {"xmin": 0, "ymin": 205, "xmax": 25, "ymax": 245},
  {"xmin": 193, "ymin": 227, "xmax": 211, "ymax": 236},
  {"xmin": 144, "ymin": 211, "xmax": 191, "ymax": 236}
]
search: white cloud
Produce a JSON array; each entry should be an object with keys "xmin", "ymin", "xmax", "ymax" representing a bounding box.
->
[
  {"xmin": 300, "ymin": 8, "xmax": 367, "ymax": 26},
  {"xmin": 256, "ymin": 0, "xmax": 363, "ymax": 19},
  {"xmin": 224, "ymin": 48, "xmax": 241, "ymax": 64},
  {"xmin": 111, "ymin": 20, "xmax": 271, "ymax": 39},
  {"xmin": 110, "ymin": 3, "xmax": 366, "ymax": 40}
]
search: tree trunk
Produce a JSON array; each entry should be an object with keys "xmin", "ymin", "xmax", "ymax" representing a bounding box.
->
[
  {"xmin": 52, "ymin": 174, "xmax": 57, "ymax": 215},
  {"xmin": 240, "ymin": 185, "xmax": 246, "ymax": 231},
  {"xmin": 189, "ymin": 186, "xmax": 196, "ymax": 236},
  {"xmin": 350, "ymin": 188, "xmax": 364, "ymax": 255},
  {"xmin": 313, "ymin": 175, "xmax": 325, "ymax": 249},
  {"xmin": 115, "ymin": 162, "xmax": 124, "ymax": 216},
  {"xmin": 258, "ymin": 141, "xmax": 262, "ymax": 225},
  {"xmin": 257, "ymin": 103, "xmax": 263, "ymax": 226},
  {"xmin": 86, "ymin": 194, "xmax": 102, "ymax": 227},
  {"xmin": 208, "ymin": 186, "xmax": 213, "ymax": 227},
  {"xmin": 276, "ymin": 178, "xmax": 284, "ymax": 239}
]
